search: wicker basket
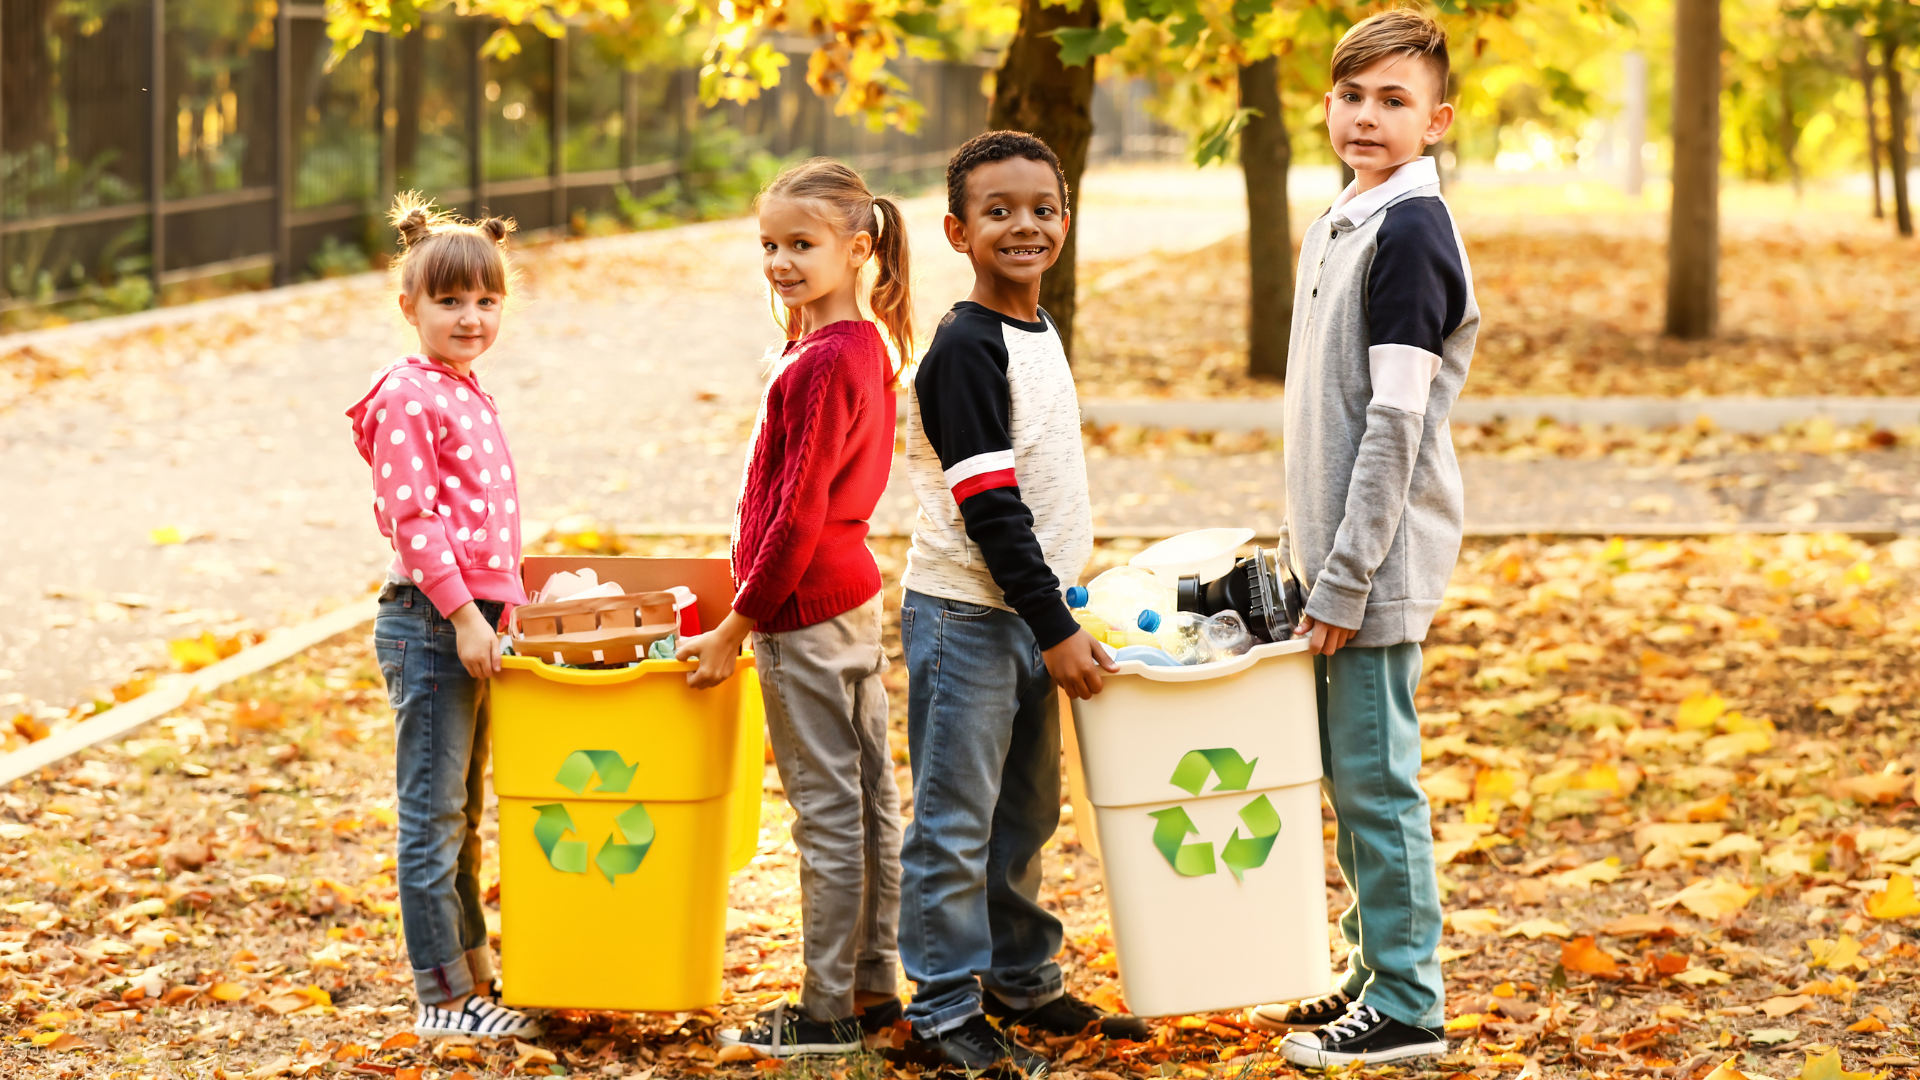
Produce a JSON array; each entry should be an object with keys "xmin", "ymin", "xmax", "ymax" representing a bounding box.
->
[{"xmin": 509, "ymin": 592, "xmax": 679, "ymax": 667}]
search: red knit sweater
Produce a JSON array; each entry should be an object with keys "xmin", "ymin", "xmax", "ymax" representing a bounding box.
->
[{"xmin": 731, "ymin": 320, "xmax": 896, "ymax": 631}]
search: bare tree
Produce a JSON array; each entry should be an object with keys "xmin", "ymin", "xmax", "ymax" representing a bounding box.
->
[
  {"xmin": 1239, "ymin": 55, "xmax": 1293, "ymax": 382},
  {"xmin": 1861, "ymin": 33, "xmax": 1885, "ymax": 220},
  {"xmin": 988, "ymin": 0, "xmax": 1100, "ymax": 359},
  {"xmin": 1884, "ymin": 36, "xmax": 1913, "ymax": 237},
  {"xmin": 1665, "ymin": 0, "xmax": 1721, "ymax": 340}
]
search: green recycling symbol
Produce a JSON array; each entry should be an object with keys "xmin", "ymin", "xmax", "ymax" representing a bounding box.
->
[
  {"xmin": 532, "ymin": 751, "xmax": 655, "ymax": 885},
  {"xmin": 1146, "ymin": 748, "xmax": 1281, "ymax": 882}
]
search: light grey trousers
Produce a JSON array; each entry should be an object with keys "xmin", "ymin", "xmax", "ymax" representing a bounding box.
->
[{"xmin": 754, "ymin": 594, "xmax": 904, "ymax": 1021}]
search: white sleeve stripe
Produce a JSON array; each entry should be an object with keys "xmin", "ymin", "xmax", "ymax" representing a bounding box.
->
[
  {"xmin": 1368, "ymin": 343, "xmax": 1443, "ymax": 414},
  {"xmin": 943, "ymin": 449, "xmax": 1017, "ymax": 485}
]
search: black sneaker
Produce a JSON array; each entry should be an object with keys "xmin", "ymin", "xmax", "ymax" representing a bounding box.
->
[
  {"xmin": 984, "ymin": 989, "xmax": 1151, "ymax": 1042},
  {"xmin": 1245, "ymin": 989, "xmax": 1355, "ymax": 1032},
  {"xmin": 858, "ymin": 995, "xmax": 905, "ymax": 1035},
  {"xmin": 1278, "ymin": 1002, "xmax": 1446, "ymax": 1067},
  {"xmin": 717, "ymin": 1001, "xmax": 863, "ymax": 1059},
  {"xmin": 906, "ymin": 1013, "xmax": 1049, "ymax": 1076}
]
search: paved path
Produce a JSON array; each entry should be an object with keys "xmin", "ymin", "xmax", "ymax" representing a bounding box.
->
[{"xmin": 4, "ymin": 163, "xmax": 1917, "ymax": 715}]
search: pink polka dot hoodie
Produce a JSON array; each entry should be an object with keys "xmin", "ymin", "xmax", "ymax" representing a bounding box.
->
[{"xmin": 347, "ymin": 355, "xmax": 528, "ymax": 617}]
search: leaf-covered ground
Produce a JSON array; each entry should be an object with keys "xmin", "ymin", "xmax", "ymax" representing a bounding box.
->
[
  {"xmin": 1072, "ymin": 217, "xmax": 1920, "ymax": 400},
  {"xmin": 6, "ymin": 533, "xmax": 1920, "ymax": 1080}
]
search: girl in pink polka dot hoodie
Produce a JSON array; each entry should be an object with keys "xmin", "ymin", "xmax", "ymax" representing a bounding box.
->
[{"xmin": 345, "ymin": 197, "xmax": 540, "ymax": 1041}]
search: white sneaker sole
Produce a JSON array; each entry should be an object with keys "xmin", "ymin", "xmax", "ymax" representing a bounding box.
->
[
  {"xmin": 1279, "ymin": 1033, "xmax": 1446, "ymax": 1067},
  {"xmin": 413, "ymin": 1021, "xmax": 543, "ymax": 1039},
  {"xmin": 715, "ymin": 1028, "xmax": 862, "ymax": 1058}
]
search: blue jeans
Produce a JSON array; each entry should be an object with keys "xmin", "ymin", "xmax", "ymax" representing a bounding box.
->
[
  {"xmin": 1317, "ymin": 644, "xmax": 1445, "ymax": 1029},
  {"xmin": 897, "ymin": 590, "xmax": 1065, "ymax": 1037},
  {"xmin": 374, "ymin": 582, "xmax": 505, "ymax": 1006}
]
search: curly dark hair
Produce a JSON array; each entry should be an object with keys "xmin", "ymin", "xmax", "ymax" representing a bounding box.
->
[{"xmin": 945, "ymin": 130, "xmax": 1068, "ymax": 219}]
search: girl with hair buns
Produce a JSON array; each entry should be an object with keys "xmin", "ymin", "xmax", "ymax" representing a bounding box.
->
[
  {"xmin": 677, "ymin": 158, "xmax": 913, "ymax": 1058},
  {"xmin": 345, "ymin": 194, "xmax": 540, "ymax": 1040}
]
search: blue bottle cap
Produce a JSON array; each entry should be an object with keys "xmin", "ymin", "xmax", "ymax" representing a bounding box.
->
[
  {"xmin": 1065, "ymin": 586, "xmax": 1088, "ymax": 609},
  {"xmin": 1135, "ymin": 609, "xmax": 1162, "ymax": 632}
]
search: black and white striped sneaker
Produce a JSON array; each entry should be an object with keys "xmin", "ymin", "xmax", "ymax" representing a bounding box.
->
[
  {"xmin": 1279, "ymin": 1002, "xmax": 1445, "ymax": 1067},
  {"xmin": 717, "ymin": 1000, "xmax": 863, "ymax": 1058},
  {"xmin": 415, "ymin": 996, "xmax": 542, "ymax": 1038},
  {"xmin": 1246, "ymin": 989, "xmax": 1355, "ymax": 1032}
]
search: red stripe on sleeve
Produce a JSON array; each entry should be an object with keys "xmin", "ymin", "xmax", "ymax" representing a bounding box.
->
[{"xmin": 951, "ymin": 469, "xmax": 1018, "ymax": 504}]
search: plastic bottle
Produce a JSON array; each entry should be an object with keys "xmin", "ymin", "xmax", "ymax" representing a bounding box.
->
[
  {"xmin": 1204, "ymin": 610, "xmax": 1256, "ymax": 658},
  {"xmin": 1155, "ymin": 611, "xmax": 1258, "ymax": 665},
  {"xmin": 1156, "ymin": 612, "xmax": 1220, "ymax": 665},
  {"xmin": 1068, "ymin": 567, "xmax": 1175, "ymax": 639},
  {"xmin": 1072, "ymin": 610, "xmax": 1113, "ymax": 644}
]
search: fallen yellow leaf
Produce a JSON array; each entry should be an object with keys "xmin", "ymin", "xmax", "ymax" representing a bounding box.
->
[
  {"xmin": 1546, "ymin": 857, "xmax": 1623, "ymax": 889},
  {"xmin": 1760, "ymin": 995, "xmax": 1815, "ymax": 1018},
  {"xmin": 1797, "ymin": 1046, "xmax": 1881, "ymax": 1080},
  {"xmin": 1502, "ymin": 918, "xmax": 1573, "ymax": 939},
  {"xmin": 1655, "ymin": 877, "xmax": 1757, "ymax": 919},
  {"xmin": 1671, "ymin": 966, "xmax": 1733, "ymax": 986},
  {"xmin": 1447, "ymin": 907, "xmax": 1508, "ymax": 935},
  {"xmin": 1866, "ymin": 873, "xmax": 1920, "ymax": 920},
  {"xmin": 1677, "ymin": 692, "xmax": 1728, "ymax": 730},
  {"xmin": 716, "ymin": 1045, "xmax": 758, "ymax": 1063},
  {"xmin": 209, "ymin": 982, "xmax": 248, "ymax": 1002},
  {"xmin": 1849, "ymin": 1016, "xmax": 1888, "ymax": 1033},
  {"xmin": 1809, "ymin": 935, "xmax": 1870, "ymax": 973}
]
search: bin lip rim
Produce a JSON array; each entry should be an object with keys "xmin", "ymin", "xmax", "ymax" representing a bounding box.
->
[
  {"xmin": 1083, "ymin": 776, "xmax": 1323, "ymax": 810},
  {"xmin": 499, "ymin": 653, "xmax": 757, "ymax": 684},
  {"xmin": 1108, "ymin": 639, "xmax": 1307, "ymax": 681}
]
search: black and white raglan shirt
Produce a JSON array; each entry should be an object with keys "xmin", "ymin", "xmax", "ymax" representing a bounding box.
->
[
  {"xmin": 1283, "ymin": 154, "xmax": 1480, "ymax": 648},
  {"xmin": 902, "ymin": 301, "xmax": 1093, "ymax": 649}
]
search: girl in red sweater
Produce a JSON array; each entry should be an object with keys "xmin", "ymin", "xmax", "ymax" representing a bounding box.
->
[{"xmin": 679, "ymin": 159, "xmax": 911, "ymax": 1058}]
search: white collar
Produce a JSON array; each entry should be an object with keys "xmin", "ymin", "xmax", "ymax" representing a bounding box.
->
[{"xmin": 1330, "ymin": 156, "xmax": 1439, "ymax": 228}]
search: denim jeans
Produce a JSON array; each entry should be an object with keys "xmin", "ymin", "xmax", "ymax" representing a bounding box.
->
[
  {"xmin": 374, "ymin": 582, "xmax": 505, "ymax": 1006},
  {"xmin": 897, "ymin": 590, "xmax": 1065, "ymax": 1037},
  {"xmin": 755, "ymin": 595, "xmax": 903, "ymax": 1022},
  {"xmin": 1317, "ymin": 643, "xmax": 1445, "ymax": 1029}
]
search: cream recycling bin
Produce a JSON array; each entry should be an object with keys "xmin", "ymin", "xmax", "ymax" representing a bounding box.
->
[{"xmin": 1070, "ymin": 638, "xmax": 1331, "ymax": 1018}]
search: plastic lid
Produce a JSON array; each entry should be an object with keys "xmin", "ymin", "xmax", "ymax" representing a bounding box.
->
[
  {"xmin": 1065, "ymin": 585, "xmax": 1088, "ymax": 609},
  {"xmin": 1135, "ymin": 609, "xmax": 1162, "ymax": 632}
]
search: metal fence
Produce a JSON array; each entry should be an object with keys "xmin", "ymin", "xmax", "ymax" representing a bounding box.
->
[{"xmin": 0, "ymin": 0, "xmax": 1182, "ymax": 313}]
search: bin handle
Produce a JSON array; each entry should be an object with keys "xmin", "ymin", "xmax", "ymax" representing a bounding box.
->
[
  {"xmin": 1110, "ymin": 639, "xmax": 1308, "ymax": 682},
  {"xmin": 500, "ymin": 652, "xmax": 757, "ymax": 685}
]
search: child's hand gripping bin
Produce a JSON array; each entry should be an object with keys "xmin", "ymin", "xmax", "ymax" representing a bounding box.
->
[
  {"xmin": 1069, "ymin": 639, "xmax": 1331, "ymax": 1018},
  {"xmin": 489, "ymin": 556, "xmax": 766, "ymax": 1013}
]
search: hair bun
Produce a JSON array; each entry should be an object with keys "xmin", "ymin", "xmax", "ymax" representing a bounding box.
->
[
  {"xmin": 479, "ymin": 217, "xmax": 517, "ymax": 244},
  {"xmin": 396, "ymin": 208, "xmax": 432, "ymax": 248}
]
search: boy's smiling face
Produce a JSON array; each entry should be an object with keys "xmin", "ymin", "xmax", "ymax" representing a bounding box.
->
[
  {"xmin": 1325, "ymin": 53, "xmax": 1454, "ymax": 189},
  {"xmin": 944, "ymin": 156, "xmax": 1070, "ymax": 293}
]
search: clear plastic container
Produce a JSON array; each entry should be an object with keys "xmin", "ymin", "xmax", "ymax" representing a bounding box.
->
[
  {"xmin": 1070, "ymin": 566, "xmax": 1175, "ymax": 637},
  {"xmin": 1156, "ymin": 611, "xmax": 1259, "ymax": 666}
]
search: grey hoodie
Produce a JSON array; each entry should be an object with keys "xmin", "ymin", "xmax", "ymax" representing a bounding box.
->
[{"xmin": 1284, "ymin": 156, "xmax": 1479, "ymax": 648}]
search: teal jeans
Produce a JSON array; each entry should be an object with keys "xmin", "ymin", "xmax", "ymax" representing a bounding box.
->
[{"xmin": 1316, "ymin": 643, "xmax": 1444, "ymax": 1029}]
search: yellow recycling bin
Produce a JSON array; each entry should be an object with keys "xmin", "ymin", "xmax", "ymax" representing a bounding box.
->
[{"xmin": 490, "ymin": 557, "xmax": 765, "ymax": 1013}]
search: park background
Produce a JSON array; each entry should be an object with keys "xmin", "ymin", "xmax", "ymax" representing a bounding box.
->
[{"xmin": 4, "ymin": 0, "xmax": 1920, "ymax": 1077}]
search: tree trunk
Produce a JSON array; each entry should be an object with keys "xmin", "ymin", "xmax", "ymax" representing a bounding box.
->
[
  {"xmin": 988, "ymin": 0, "xmax": 1098, "ymax": 360},
  {"xmin": 1239, "ymin": 55, "xmax": 1292, "ymax": 382},
  {"xmin": 1884, "ymin": 38, "xmax": 1913, "ymax": 238},
  {"xmin": 1861, "ymin": 33, "xmax": 1884, "ymax": 220},
  {"xmin": 1665, "ymin": 0, "xmax": 1720, "ymax": 340}
]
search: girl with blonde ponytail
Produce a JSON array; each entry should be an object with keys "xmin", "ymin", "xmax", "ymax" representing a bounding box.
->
[
  {"xmin": 677, "ymin": 158, "xmax": 912, "ymax": 1058},
  {"xmin": 346, "ymin": 194, "xmax": 541, "ymax": 1041}
]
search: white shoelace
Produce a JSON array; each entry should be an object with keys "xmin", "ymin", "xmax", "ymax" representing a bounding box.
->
[{"xmin": 1323, "ymin": 1003, "xmax": 1382, "ymax": 1043}]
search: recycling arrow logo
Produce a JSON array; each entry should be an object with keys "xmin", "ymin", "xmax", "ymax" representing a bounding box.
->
[
  {"xmin": 534, "ymin": 751, "xmax": 656, "ymax": 885},
  {"xmin": 1148, "ymin": 747, "xmax": 1281, "ymax": 882},
  {"xmin": 554, "ymin": 750, "xmax": 637, "ymax": 794}
]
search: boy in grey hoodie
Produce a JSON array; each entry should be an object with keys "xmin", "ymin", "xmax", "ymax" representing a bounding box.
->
[{"xmin": 1251, "ymin": 10, "xmax": 1479, "ymax": 1068}]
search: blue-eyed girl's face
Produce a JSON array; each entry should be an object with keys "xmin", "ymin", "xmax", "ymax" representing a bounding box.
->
[{"xmin": 759, "ymin": 196, "xmax": 871, "ymax": 315}]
